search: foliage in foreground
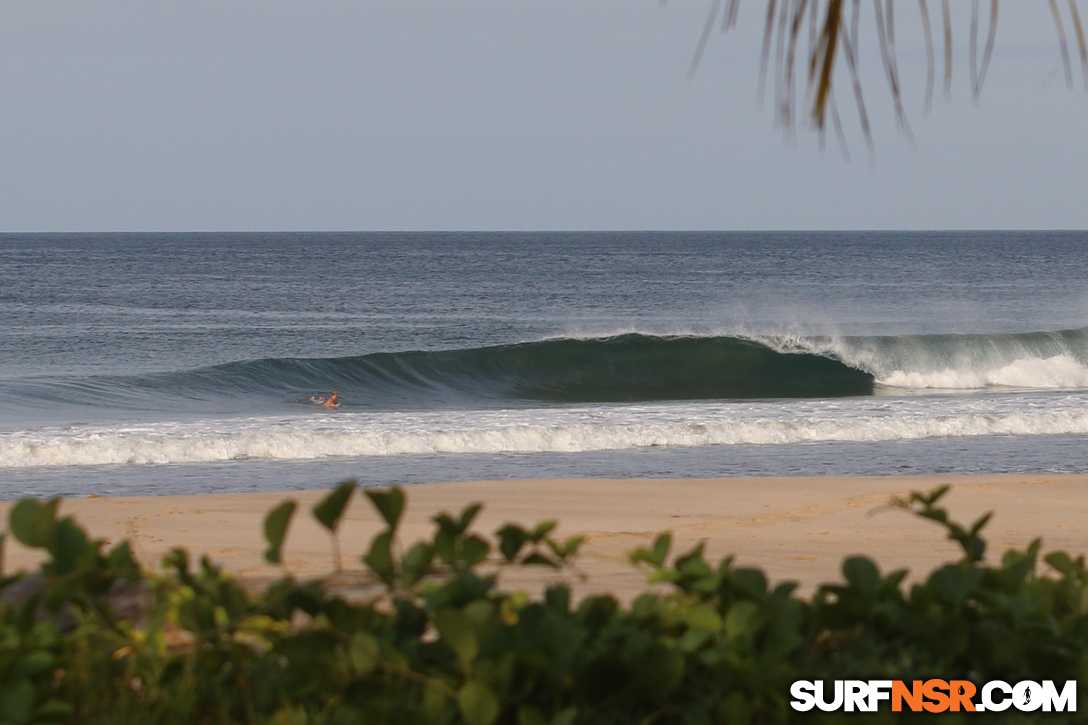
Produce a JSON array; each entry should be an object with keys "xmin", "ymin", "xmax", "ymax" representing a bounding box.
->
[{"xmin": 2, "ymin": 482, "xmax": 1088, "ymax": 724}]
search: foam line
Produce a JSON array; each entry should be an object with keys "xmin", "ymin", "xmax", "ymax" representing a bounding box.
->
[{"xmin": 4, "ymin": 397, "xmax": 1088, "ymax": 468}]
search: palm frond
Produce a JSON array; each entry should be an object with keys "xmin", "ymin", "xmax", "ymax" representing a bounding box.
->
[
  {"xmin": 840, "ymin": 0, "xmax": 875, "ymax": 159},
  {"xmin": 969, "ymin": 0, "xmax": 998, "ymax": 101},
  {"xmin": 758, "ymin": 0, "xmax": 778, "ymax": 109},
  {"xmin": 688, "ymin": 0, "xmax": 723, "ymax": 79},
  {"xmin": 918, "ymin": 0, "xmax": 936, "ymax": 112},
  {"xmin": 942, "ymin": 0, "xmax": 953, "ymax": 99},
  {"xmin": 724, "ymin": 0, "xmax": 742, "ymax": 30},
  {"xmin": 1070, "ymin": 0, "xmax": 1088, "ymax": 89},
  {"xmin": 686, "ymin": 0, "xmax": 1080, "ymax": 157},
  {"xmin": 810, "ymin": 0, "xmax": 842, "ymax": 132},
  {"xmin": 874, "ymin": 0, "xmax": 914, "ymax": 143},
  {"xmin": 1048, "ymin": 0, "xmax": 1074, "ymax": 89}
]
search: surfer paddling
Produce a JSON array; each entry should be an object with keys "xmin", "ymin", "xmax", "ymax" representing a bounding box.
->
[{"xmin": 310, "ymin": 390, "xmax": 340, "ymax": 409}]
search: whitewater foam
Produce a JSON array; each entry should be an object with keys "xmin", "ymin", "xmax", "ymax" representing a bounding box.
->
[
  {"xmin": 778, "ymin": 328, "xmax": 1088, "ymax": 392},
  {"xmin": 4, "ymin": 393, "xmax": 1088, "ymax": 469},
  {"xmin": 879, "ymin": 353, "xmax": 1088, "ymax": 390}
]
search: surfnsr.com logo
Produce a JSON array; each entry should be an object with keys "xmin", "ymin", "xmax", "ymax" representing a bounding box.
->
[{"xmin": 790, "ymin": 680, "xmax": 1076, "ymax": 713}]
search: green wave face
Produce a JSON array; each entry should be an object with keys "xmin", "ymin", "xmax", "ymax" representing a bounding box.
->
[
  {"xmin": 485, "ymin": 334, "xmax": 875, "ymax": 401},
  {"xmin": 12, "ymin": 326, "xmax": 1088, "ymax": 413},
  {"xmin": 193, "ymin": 325, "xmax": 1088, "ymax": 404},
  {"xmin": 21, "ymin": 325, "xmax": 1088, "ymax": 413},
  {"xmin": 0, "ymin": 334, "xmax": 876, "ymax": 412},
  {"xmin": 207, "ymin": 333, "xmax": 876, "ymax": 404}
]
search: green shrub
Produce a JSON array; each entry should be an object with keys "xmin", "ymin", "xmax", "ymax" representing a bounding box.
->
[{"xmin": 1, "ymin": 483, "xmax": 1086, "ymax": 723}]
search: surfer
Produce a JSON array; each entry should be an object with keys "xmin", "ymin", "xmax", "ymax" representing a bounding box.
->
[{"xmin": 309, "ymin": 390, "xmax": 340, "ymax": 409}]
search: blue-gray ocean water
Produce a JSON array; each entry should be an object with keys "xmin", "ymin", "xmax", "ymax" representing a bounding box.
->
[{"xmin": 1, "ymin": 231, "xmax": 1087, "ymax": 499}]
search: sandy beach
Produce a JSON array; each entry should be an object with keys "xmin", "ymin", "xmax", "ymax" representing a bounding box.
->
[{"xmin": 3, "ymin": 474, "xmax": 1086, "ymax": 599}]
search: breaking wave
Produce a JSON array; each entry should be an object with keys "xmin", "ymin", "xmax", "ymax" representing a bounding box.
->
[{"xmin": 2, "ymin": 329, "xmax": 1087, "ymax": 417}]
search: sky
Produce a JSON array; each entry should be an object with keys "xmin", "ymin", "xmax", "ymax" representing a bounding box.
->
[{"xmin": 0, "ymin": 1, "xmax": 1085, "ymax": 232}]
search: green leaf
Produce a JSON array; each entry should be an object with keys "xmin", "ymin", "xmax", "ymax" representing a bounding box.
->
[
  {"xmin": 545, "ymin": 585, "xmax": 571, "ymax": 612},
  {"xmin": 1046, "ymin": 551, "xmax": 1077, "ymax": 574},
  {"xmin": 630, "ymin": 532, "xmax": 671, "ymax": 567},
  {"xmin": 422, "ymin": 686, "xmax": 450, "ymax": 723},
  {"xmin": 556, "ymin": 535, "xmax": 584, "ymax": 560},
  {"xmin": 0, "ymin": 678, "xmax": 35, "ymax": 724},
  {"xmin": 679, "ymin": 628, "xmax": 713, "ymax": 652},
  {"xmin": 263, "ymin": 500, "xmax": 297, "ymax": 564},
  {"xmin": 550, "ymin": 707, "xmax": 578, "ymax": 725},
  {"xmin": 349, "ymin": 631, "xmax": 379, "ymax": 675},
  {"xmin": 957, "ymin": 529, "xmax": 987, "ymax": 563},
  {"xmin": 517, "ymin": 705, "xmax": 548, "ymax": 725},
  {"xmin": 9, "ymin": 498, "xmax": 59, "ymax": 549},
  {"xmin": 401, "ymin": 542, "xmax": 434, "ymax": 587},
  {"xmin": 724, "ymin": 601, "xmax": 761, "ymax": 641},
  {"xmin": 458, "ymin": 679, "xmax": 500, "ymax": 725},
  {"xmin": 461, "ymin": 535, "xmax": 491, "ymax": 568},
  {"xmin": 529, "ymin": 519, "xmax": 557, "ymax": 542},
  {"xmin": 51, "ymin": 518, "xmax": 92, "ymax": 575},
  {"xmin": 14, "ymin": 651, "xmax": 54, "ymax": 677},
  {"xmin": 733, "ymin": 568, "xmax": 768, "ymax": 598},
  {"xmin": 435, "ymin": 607, "xmax": 478, "ymax": 672},
  {"xmin": 521, "ymin": 553, "xmax": 558, "ymax": 568},
  {"xmin": 313, "ymin": 481, "xmax": 355, "ymax": 533},
  {"xmin": 719, "ymin": 692, "xmax": 752, "ymax": 725},
  {"xmin": 496, "ymin": 524, "xmax": 529, "ymax": 561},
  {"xmin": 970, "ymin": 511, "xmax": 994, "ymax": 535},
  {"xmin": 363, "ymin": 531, "xmax": 395, "ymax": 585},
  {"xmin": 434, "ymin": 512, "xmax": 457, "ymax": 537},
  {"xmin": 463, "ymin": 600, "xmax": 496, "ymax": 633},
  {"xmin": 546, "ymin": 535, "xmax": 585, "ymax": 562},
  {"xmin": 163, "ymin": 547, "xmax": 191, "ymax": 579},
  {"xmin": 842, "ymin": 556, "xmax": 880, "ymax": 591},
  {"xmin": 364, "ymin": 487, "xmax": 405, "ymax": 531},
  {"xmin": 651, "ymin": 532, "xmax": 671, "ymax": 564},
  {"xmin": 434, "ymin": 522, "xmax": 457, "ymax": 565},
  {"xmin": 928, "ymin": 564, "xmax": 983, "ymax": 606},
  {"xmin": 684, "ymin": 602, "xmax": 723, "ymax": 632},
  {"xmin": 107, "ymin": 540, "xmax": 140, "ymax": 577},
  {"xmin": 457, "ymin": 503, "xmax": 483, "ymax": 535},
  {"xmin": 632, "ymin": 643, "xmax": 685, "ymax": 695},
  {"xmin": 33, "ymin": 700, "xmax": 73, "ymax": 719},
  {"xmin": 921, "ymin": 485, "xmax": 950, "ymax": 505},
  {"xmin": 674, "ymin": 543, "xmax": 711, "ymax": 577}
]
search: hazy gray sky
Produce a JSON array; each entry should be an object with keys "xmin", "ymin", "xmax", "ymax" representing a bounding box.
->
[{"xmin": 0, "ymin": 2, "xmax": 1085, "ymax": 232}]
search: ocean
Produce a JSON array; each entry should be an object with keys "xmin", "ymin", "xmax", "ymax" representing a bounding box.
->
[{"xmin": 1, "ymin": 230, "xmax": 1087, "ymax": 500}]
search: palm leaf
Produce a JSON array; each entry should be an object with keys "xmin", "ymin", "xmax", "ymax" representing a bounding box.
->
[
  {"xmin": 686, "ymin": 1, "xmax": 1078, "ymax": 156},
  {"xmin": 1069, "ymin": 0, "xmax": 1088, "ymax": 89},
  {"xmin": 919, "ymin": 0, "xmax": 936, "ymax": 112}
]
